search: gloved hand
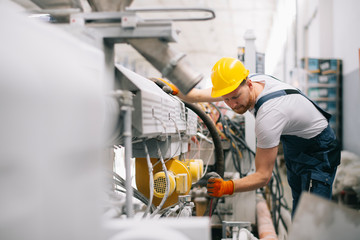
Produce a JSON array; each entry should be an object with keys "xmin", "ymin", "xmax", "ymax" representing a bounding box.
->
[
  {"xmin": 194, "ymin": 171, "xmax": 221, "ymax": 187},
  {"xmin": 150, "ymin": 77, "xmax": 179, "ymax": 95},
  {"xmin": 207, "ymin": 177, "xmax": 235, "ymax": 198}
]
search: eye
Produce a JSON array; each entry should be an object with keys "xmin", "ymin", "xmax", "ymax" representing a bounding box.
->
[{"xmin": 232, "ymin": 95, "xmax": 240, "ymax": 100}]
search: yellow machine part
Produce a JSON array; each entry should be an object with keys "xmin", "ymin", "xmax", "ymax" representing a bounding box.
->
[
  {"xmin": 135, "ymin": 158, "xmax": 192, "ymax": 209},
  {"xmin": 175, "ymin": 173, "xmax": 188, "ymax": 194},
  {"xmin": 153, "ymin": 171, "xmax": 176, "ymax": 198},
  {"xmin": 196, "ymin": 159, "xmax": 204, "ymax": 176},
  {"xmin": 186, "ymin": 159, "xmax": 204, "ymax": 183}
]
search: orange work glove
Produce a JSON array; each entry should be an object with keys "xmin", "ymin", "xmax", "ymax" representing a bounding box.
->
[
  {"xmin": 207, "ymin": 178, "xmax": 235, "ymax": 197},
  {"xmin": 150, "ymin": 77, "xmax": 179, "ymax": 95}
]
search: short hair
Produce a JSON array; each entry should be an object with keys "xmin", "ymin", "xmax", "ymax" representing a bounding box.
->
[{"xmin": 239, "ymin": 77, "xmax": 248, "ymax": 87}]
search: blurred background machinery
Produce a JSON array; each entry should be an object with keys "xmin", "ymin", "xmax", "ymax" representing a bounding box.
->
[
  {"xmin": 2, "ymin": 0, "xmax": 360, "ymax": 240},
  {"xmin": 0, "ymin": 0, "xmax": 292, "ymax": 239}
]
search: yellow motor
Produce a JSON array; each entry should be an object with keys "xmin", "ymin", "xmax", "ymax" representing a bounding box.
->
[
  {"xmin": 153, "ymin": 171, "xmax": 176, "ymax": 198},
  {"xmin": 136, "ymin": 158, "xmax": 192, "ymax": 208},
  {"xmin": 135, "ymin": 158, "xmax": 204, "ymax": 209}
]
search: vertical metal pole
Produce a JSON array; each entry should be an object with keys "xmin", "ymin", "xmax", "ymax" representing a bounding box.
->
[
  {"xmin": 295, "ymin": 0, "xmax": 298, "ymax": 68},
  {"xmin": 104, "ymin": 38, "xmax": 134, "ymax": 218},
  {"xmin": 122, "ymin": 98, "xmax": 134, "ymax": 218},
  {"xmin": 103, "ymin": 42, "xmax": 115, "ymax": 91},
  {"xmin": 244, "ymin": 29, "xmax": 257, "ymax": 153},
  {"xmin": 242, "ymin": 30, "xmax": 258, "ymax": 224}
]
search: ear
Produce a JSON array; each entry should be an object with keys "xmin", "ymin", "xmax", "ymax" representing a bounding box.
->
[{"xmin": 247, "ymin": 78, "xmax": 253, "ymax": 89}]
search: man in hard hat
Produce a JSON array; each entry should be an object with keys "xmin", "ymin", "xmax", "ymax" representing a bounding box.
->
[{"xmin": 160, "ymin": 57, "xmax": 340, "ymax": 216}]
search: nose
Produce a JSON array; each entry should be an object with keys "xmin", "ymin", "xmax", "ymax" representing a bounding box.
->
[{"xmin": 228, "ymin": 99, "xmax": 237, "ymax": 109}]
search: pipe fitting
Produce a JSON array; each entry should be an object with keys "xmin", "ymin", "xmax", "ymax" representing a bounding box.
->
[{"xmin": 127, "ymin": 38, "xmax": 203, "ymax": 94}]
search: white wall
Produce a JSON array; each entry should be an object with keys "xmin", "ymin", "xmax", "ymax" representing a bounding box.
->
[
  {"xmin": 265, "ymin": 0, "xmax": 296, "ymax": 79},
  {"xmin": 266, "ymin": 0, "xmax": 360, "ymax": 156},
  {"xmin": 333, "ymin": 0, "xmax": 360, "ymax": 156},
  {"xmin": 333, "ymin": 0, "xmax": 360, "ymax": 74},
  {"xmin": 306, "ymin": 0, "xmax": 321, "ymax": 58},
  {"xmin": 319, "ymin": 0, "xmax": 333, "ymax": 58}
]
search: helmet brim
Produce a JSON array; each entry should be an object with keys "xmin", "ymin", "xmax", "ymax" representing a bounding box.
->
[{"xmin": 211, "ymin": 79, "xmax": 244, "ymax": 98}]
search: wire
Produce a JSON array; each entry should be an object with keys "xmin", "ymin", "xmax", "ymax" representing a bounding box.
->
[
  {"xmin": 221, "ymin": 114, "xmax": 244, "ymax": 176},
  {"xmin": 189, "ymin": 132, "xmax": 201, "ymax": 160},
  {"xmin": 211, "ymin": 105, "xmax": 243, "ymax": 175},
  {"xmin": 158, "ymin": 204, "xmax": 178, "ymax": 217},
  {"xmin": 152, "ymin": 112, "xmax": 170, "ymax": 164},
  {"xmin": 150, "ymin": 141, "xmax": 171, "ymax": 217},
  {"xmin": 112, "ymin": 174, "xmax": 147, "ymax": 205},
  {"xmin": 200, "ymin": 102, "xmax": 289, "ymax": 233},
  {"xmin": 169, "ymin": 117, "xmax": 183, "ymax": 159},
  {"xmin": 111, "ymin": 173, "xmax": 156, "ymax": 212},
  {"xmin": 179, "ymin": 102, "xmax": 226, "ymax": 217},
  {"xmin": 201, "ymin": 143, "xmax": 214, "ymax": 178},
  {"xmin": 260, "ymin": 159, "xmax": 289, "ymax": 233},
  {"xmin": 215, "ymin": 204, "xmax": 223, "ymax": 223},
  {"xmin": 184, "ymin": 102, "xmax": 224, "ymax": 178},
  {"xmin": 142, "ymin": 140, "xmax": 154, "ymax": 218},
  {"xmin": 113, "ymin": 188, "xmax": 126, "ymax": 194},
  {"xmin": 209, "ymin": 103, "xmax": 255, "ymax": 177}
]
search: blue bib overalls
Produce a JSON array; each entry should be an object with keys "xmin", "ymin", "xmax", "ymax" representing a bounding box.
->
[{"xmin": 254, "ymin": 88, "xmax": 341, "ymax": 217}]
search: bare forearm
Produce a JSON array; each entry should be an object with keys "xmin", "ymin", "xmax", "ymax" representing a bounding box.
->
[
  {"xmin": 177, "ymin": 88, "xmax": 222, "ymax": 103},
  {"xmin": 232, "ymin": 172, "xmax": 269, "ymax": 193},
  {"xmin": 206, "ymin": 147, "xmax": 277, "ymax": 197},
  {"xmin": 232, "ymin": 147, "xmax": 278, "ymax": 193}
]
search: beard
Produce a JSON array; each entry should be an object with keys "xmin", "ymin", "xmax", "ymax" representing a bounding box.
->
[
  {"xmin": 231, "ymin": 101, "xmax": 252, "ymax": 114},
  {"xmin": 232, "ymin": 107, "xmax": 246, "ymax": 114}
]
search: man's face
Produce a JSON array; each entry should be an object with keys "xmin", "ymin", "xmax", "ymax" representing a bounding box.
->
[{"xmin": 222, "ymin": 80, "xmax": 255, "ymax": 114}]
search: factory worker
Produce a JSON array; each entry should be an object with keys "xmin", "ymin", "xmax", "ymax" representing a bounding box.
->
[{"xmin": 162, "ymin": 57, "xmax": 341, "ymax": 216}]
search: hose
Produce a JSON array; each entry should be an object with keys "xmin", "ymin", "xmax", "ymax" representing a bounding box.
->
[
  {"xmin": 183, "ymin": 102, "xmax": 224, "ymax": 217},
  {"xmin": 183, "ymin": 102, "xmax": 224, "ymax": 178}
]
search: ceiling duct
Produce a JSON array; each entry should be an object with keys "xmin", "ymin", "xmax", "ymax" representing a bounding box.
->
[
  {"xmin": 27, "ymin": 0, "xmax": 83, "ymax": 9},
  {"xmin": 127, "ymin": 38, "xmax": 203, "ymax": 95},
  {"xmin": 87, "ymin": 0, "xmax": 133, "ymax": 12}
]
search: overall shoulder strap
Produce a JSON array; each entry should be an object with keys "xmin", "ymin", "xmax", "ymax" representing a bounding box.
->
[
  {"xmin": 249, "ymin": 73, "xmax": 281, "ymax": 81},
  {"xmin": 254, "ymin": 89, "xmax": 332, "ymax": 121}
]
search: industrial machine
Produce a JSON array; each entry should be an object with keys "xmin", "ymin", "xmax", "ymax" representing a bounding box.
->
[{"xmin": 0, "ymin": 1, "xmax": 292, "ymax": 240}]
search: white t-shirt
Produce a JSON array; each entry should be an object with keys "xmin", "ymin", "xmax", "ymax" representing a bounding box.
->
[{"xmin": 248, "ymin": 74, "xmax": 328, "ymax": 149}]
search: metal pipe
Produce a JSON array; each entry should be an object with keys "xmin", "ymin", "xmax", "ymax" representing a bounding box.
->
[
  {"xmin": 125, "ymin": 7, "xmax": 216, "ymax": 22},
  {"xmin": 244, "ymin": 29, "xmax": 256, "ymax": 154},
  {"xmin": 109, "ymin": 90, "xmax": 134, "ymax": 217},
  {"xmin": 256, "ymin": 197, "xmax": 278, "ymax": 240},
  {"xmin": 110, "ymin": 90, "xmax": 134, "ymax": 218},
  {"xmin": 122, "ymin": 104, "xmax": 134, "ymax": 218},
  {"xmin": 294, "ymin": 0, "xmax": 298, "ymax": 68},
  {"xmin": 127, "ymin": 38, "xmax": 203, "ymax": 95}
]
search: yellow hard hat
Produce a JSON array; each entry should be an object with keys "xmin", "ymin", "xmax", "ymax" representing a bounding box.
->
[{"xmin": 210, "ymin": 57, "xmax": 249, "ymax": 97}]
